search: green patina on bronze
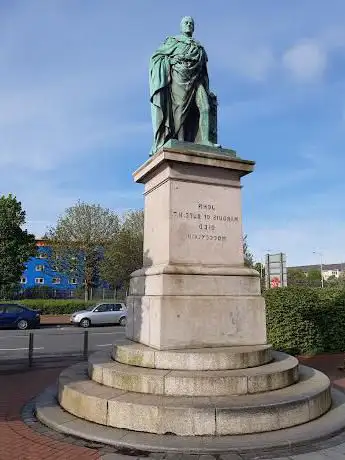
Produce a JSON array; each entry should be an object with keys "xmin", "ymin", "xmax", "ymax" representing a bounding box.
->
[{"xmin": 149, "ymin": 16, "xmax": 219, "ymax": 156}]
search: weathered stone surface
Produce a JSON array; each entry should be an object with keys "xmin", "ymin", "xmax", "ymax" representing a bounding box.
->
[
  {"xmin": 107, "ymin": 393, "xmax": 216, "ymax": 436},
  {"xmin": 308, "ymin": 384, "xmax": 332, "ymax": 419},
  {"xmin": 36, "ymin": 383, "xmax": 345, "ymax": 453},
  {"xmin": 58, "ymin": 380, "xmax": 117, "ymax": 425},
  {"xmin": 126, "ymin": 294, "xmax": 266, "ymax": 350},
  {"xmin": 88, "ymin": 353, "xmax": 114, "ymax": 384},
  {"xmin": 114, "ymin": 343, "xmax": 156, "ymax": 368},
  {"xmin": 91, "ymin": 351, "xmax": 297, "ymax": 396},
  {"xmin": 216, "ymin": 404, "xmax": 280, "ymax": 435},
  {"xmin": 164, "ymin": 370, "xmax": 247, "ymax": 396},
  {"xmin": 104, "ymin": 364, "xmax": 170, "ymax": 395},
  {"xmin": 113, "ymin": 343, "xmax": 272, "ymax": 370},
  {"xmin": 277, "ymin": 399, "xmax": 310, "ymax": 429},
  {"xmin": 129, "ymin": 271, "xmax": 261, "ymax": 297},
  {"xmin": 58, "ymin": 363, "xmax": 331, "ymax": 435},
  {"xmin": 59, "ymin": 363, "xmax": 88, "ymax": 386}
]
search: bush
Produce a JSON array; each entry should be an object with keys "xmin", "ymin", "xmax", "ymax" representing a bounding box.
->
[
  {"xmin": 4, "ymin": 299, "xmax": 96, "ymax": 315},
  {"xmin": 265, "ymin": 286, "xmax": 345, "ymax": 355}
]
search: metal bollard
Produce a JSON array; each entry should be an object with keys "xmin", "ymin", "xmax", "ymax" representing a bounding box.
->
[
  {"xmin": 83, "ymin": 330, "xmax": 89, "ymax": 360},
  {"xmin": 28, "ymin": 333, "xmax": 34, "ymax": 367}
]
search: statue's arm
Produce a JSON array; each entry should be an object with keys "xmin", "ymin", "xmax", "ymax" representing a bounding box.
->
[{"xmin": 149, "ymin": 37, "xmax": 176, "ymax": 100}]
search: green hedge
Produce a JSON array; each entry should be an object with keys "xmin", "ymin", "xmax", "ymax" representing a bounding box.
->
[
  {"xmin": 7, "ymin": 299, "xmax": 96, "ymax": 315},
  {"xmin": 265, "ymin": 286, "xmax": 345, "ymax": 355}
]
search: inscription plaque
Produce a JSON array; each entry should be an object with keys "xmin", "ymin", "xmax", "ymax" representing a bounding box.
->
[{"xmin": 171, "ymin": 202, "xmax": 239, "ymax": 243}]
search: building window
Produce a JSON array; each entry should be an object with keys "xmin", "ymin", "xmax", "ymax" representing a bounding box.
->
[
  {"xmin": 332, "ymin": 271, "xmax": 338, "ymax": 276},
  {"xmin": 70, "ymin": 278, "xmax": 77, "ymax": 285},
  {"xmin": 35, "ymin": 265, "xmax": 44, "ymax": 272},
  {"xmin": 35, "ymin": 278, "xmax": 44, "ymax": 284},
  {"xmin": 52, "ymin": 277, "xmax": 61, "ymax": 284},
  {"xmin": 38, "ymin": 252, "xmax": 48, "ymax": 259},
  {"xmin": 20, "ymin": 277, "xmax": 27, "ymax": 284}
]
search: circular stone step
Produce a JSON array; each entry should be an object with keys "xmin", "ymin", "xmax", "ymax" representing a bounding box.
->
[
  {"xmin": 58, "ymin": 362, "xmax": 331, "ymax": 436},
  {"xmin": 89, "ymin": 351, "xmax": 298, "ymax": 396},
  {"xmin": 113, "ymin": 343, "xmax": 272, "ymax": 370},
  {"xmin": 36, "ymin": 384, "xmax": 345, "ymax": 455}
]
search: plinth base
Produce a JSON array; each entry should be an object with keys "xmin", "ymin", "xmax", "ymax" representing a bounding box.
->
[
  {"xmin": 56, "ymin": 343, "xmax": 331, "ymax": 437},
  {"xmin": 127, "ymin": 265, "xmax": 266, "ymax": 350},
  {"xmin": 36, "ymin": 384, "xmax": 345, "ymax": 455}
]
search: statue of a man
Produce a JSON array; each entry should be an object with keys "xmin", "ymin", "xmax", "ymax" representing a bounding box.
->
[{"xmin": 149, "ymin": 16, "xmax": 218, "ymax": 156}]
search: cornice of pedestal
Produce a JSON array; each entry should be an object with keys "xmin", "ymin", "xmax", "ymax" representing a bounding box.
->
[
  {"xmin": 134, "ymin": 141, "xmax": 255, "ymax": 185},
  {"xmin": 130, "ymin": 263, "xmax": 260, "ymax": 278}
]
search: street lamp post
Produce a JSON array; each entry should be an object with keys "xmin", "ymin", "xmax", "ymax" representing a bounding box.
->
[{"xmin": 313, "ymin": 251, "xmax": 324, "ymax": 288}]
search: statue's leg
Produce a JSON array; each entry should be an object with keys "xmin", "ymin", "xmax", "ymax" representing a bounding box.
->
[
  {"xmin": 171, "ymin": 78, "xmax": 188, "ymax": 142},
  {"xmin": 195, "ymin": 85, "xmax": 219, "ymax": 147},
  {"xmin": 176, "ymin": 114, "xmax": 184, "ymax": 141}
]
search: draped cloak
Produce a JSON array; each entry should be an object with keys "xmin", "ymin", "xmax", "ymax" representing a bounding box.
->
[{"xmin": 149, "ymin": 34, "xmax": 209, "ymax": 154}]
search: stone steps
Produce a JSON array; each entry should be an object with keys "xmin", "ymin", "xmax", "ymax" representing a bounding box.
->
[
  {"xmin": 89, "ymin": 350, "xmax": 298, "ymax": 396},
  {"xmin": 36, "ymin": 383, "xmax": 345, "ymax": 454},
  {"xmin": 58, "ymin": 362, "xmax": 331, "ymax": 436},
  {"xmin": 113, "ymin": 343, "xmax": 272, "ymax": 370}
]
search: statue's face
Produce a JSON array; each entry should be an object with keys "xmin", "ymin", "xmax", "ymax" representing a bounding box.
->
[{"xmin": 180, "ymin": 17, "xmax": 194, "ymax": 35}]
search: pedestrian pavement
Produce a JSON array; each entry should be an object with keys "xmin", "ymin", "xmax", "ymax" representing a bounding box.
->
[
  {"xmin": 40, "ymin": 314, "xmax": 71, "ymax": 325},
  {"xmin": 0, "ymin": 365, "xmax": 100, "ymax": 460},
  {"xmin": 1, "ymin": 353, "xmax": 345, "ymax": 459}
]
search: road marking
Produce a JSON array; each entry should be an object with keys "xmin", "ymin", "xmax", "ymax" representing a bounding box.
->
[
  {"xmin": 0, "ymin": 336, "xmax": 28, "ymax": 339},
  {"xmin": 0, "ymin": 347, "xmax": 44, "ymax": 351},
  {"xmin": 92, "ymin": 331, "xmax": 125, "ymax": 335},
  {"xmin": 96, "ymin": 344, "xmax": 113, "ymax": 347}
]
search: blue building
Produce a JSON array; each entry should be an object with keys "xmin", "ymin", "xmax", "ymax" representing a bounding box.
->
[{"xmin": 19, "ymin": 240, "xmax": 82, "ymax": 295}]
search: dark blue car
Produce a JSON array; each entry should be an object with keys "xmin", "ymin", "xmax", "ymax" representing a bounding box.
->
[{"xmin": 0, "ymin": 303, "xmax": 41, "ymax": 330}]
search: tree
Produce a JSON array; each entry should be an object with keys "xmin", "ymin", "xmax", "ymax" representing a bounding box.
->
[
  {"xmin": 48, "ymin": 201, "xmax": 120, "ymax": 300},
  {"xmin": 243, "ymin": 234, "xmax": 254, "ymax": 267},
  {"xmin": 100, "ymin": 210, "xmax": 144, "ymax": 293},
  {"xmin": 287, "ymin": 268, "xmax": 308, "ymax": 286},
  {"xmin": 0, "ymin": 194, "xmax": 36, "ymax": 298},
  {"xmin": 325, "ymin": 272, "xmax": 345, "ymax": 287},
  {"xmin": 307, "ymin": 268, "xmax": 323, "ymax": 287},
  {"xmin": 325, "ymin": 275, "xmax": 338, "ymax": 286},
  {"xmin": 254, "ymin": 262, "xmax": 265, "ymax": 292}
]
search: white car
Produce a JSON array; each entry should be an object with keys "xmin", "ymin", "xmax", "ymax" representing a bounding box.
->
[{"xmin": 70, "ymin": 302, "xmax": 127, "ymax": 328}]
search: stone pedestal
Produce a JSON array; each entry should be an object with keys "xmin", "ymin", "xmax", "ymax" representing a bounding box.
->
[
  {"xmin": 53, "ymin": 141, "xmax": 333, "ymax": 442},
  {"xmin": 126, "ymin": 141, "xmax": 266, "ymax": 350}
]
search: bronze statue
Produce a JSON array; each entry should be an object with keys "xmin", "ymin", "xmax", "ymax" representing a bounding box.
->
[{"xmin": 149, "ymin": 16, "xmax": 218, "ymax": 156}]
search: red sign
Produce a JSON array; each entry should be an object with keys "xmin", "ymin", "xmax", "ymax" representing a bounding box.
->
[
  {"xmin": 271, "ymin": 277, "xmax": 281, "ymax": 288},
  {"xmin": 36, "ymin": 240, "xmax": 48, "ymax": 247}
]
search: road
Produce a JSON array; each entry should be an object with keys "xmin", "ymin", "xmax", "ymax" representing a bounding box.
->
[{"xmin": 0, "ymin": 325, "xmax": 127, "ymax": 363}]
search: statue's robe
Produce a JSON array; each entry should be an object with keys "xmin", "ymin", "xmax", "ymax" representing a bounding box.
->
[{"xmin": 149, "ymin": 34, "xmax": 209, "ymax": 154}]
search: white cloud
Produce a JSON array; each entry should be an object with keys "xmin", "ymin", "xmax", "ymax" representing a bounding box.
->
[{"xmin": 282, "ymin": 41, "xmax": 327, "ymax": 81}]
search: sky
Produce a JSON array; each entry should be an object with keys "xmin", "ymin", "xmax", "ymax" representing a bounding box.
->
[{"xmin": 1, "ymin": 0, "xmax": 345, "ymax": 266}]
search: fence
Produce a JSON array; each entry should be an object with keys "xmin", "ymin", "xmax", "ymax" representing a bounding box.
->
[
  {"xmin": 10, "ymin": 287, "xmax": 127, "ymax": 301},
  {"xmin": 0, "ymin": 327, "xmax": 127, "ymax": 369}
]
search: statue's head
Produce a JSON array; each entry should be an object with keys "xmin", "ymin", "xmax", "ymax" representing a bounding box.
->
[{"xmin": 180, "ymin": 16, "xmax": 194, "ymax": 36}]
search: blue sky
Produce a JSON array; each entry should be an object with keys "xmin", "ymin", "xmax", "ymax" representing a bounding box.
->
[{"xmin": 2, "ymin": 0, "xmax": 345, "ymax": 266}]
